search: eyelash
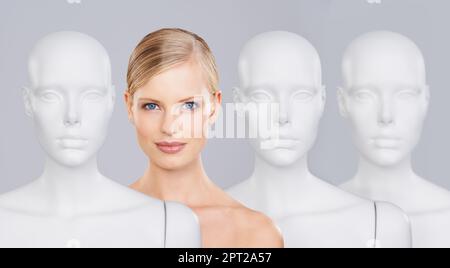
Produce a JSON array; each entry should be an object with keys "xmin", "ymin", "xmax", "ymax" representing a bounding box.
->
[
  {"xmin": 182, "ymin": 101, "xmax": 199, "ymax": 111},
  {"xmin": 142, "ymin": 103, "xmax": 160, "ymax": 111},
  {"xmin": 141, "ymin": 101, "xmax": 200, "ymax": 111}
]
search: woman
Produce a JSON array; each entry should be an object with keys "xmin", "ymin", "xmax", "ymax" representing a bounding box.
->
[{"xmin": 124, "ymin": 28, "xmax": 283, "ymax": 248}]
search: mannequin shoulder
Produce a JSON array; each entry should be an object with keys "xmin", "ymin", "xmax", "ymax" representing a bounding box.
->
[
  {"xmin": 0, "ymin": 183, "xmax": 46, "ymax": 214},
  {"xmin": 376, "ymin": 201, "xmax": 411, "ymax": 227},
  {"xmin": 165, "ymin": 201, "xmax": 202, "ymax": 248},
  {"xmin": 412, "ymin": 179, "xmax": 450, "ymax": 211},
  {"xmin": 234, "ymin": 208, "xmax": 284, "ymax": 248},
  {"xmin": 375, "ymin": 201, "xmax": 412, "ymax": 247}
]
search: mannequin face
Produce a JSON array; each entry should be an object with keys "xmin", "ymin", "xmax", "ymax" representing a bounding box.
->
[
  {"xmin": 125, "ymin": 60, "xmax": 222, "ymax": 171},
  {"xmin": 236, "ymin": 32, "xmax": 325, "ymax": 167},
  {"xmin": 25, "ymin": 32, "xmax": 115, "ymax": 167},
  {"xmin": 339, "ymin": 32, "xmax": 429, "ymax": 167}
]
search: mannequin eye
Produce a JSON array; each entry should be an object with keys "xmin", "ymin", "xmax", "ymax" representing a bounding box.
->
[
  {"xmin": 83, "ymin": 91, "xmax": 105, "ymax": 102},
  {"xmin": 397, "ymin": 89, "xmax": 419, "ymax": 100},
  {"xmin": 353, "ymin": 90, "xmax": 375, "ymax": 101},
  {"xmin": 292, "ymin": 90, "xmax": 314, "ymax": 102},
  {"xmin": 249, "ymin": 91, "xmax": 273, "ymax": 102},
  {"xmin": 39, "ymin": 91, "xmax": 60, "ymax": 102},
  {"xmin": 142, "ymin": 103, "xmax": 161, "ymax": 111}
]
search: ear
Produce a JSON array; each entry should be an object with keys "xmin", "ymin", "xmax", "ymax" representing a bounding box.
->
[
  {"xmin": 337, "ymin": 87, "xmax": 348, "ymax": 118},
  {"xmin": 22, "ymin": 87, "xmax": 34, "ymax": 118},
  {"xmin": 124, "ymin": 91, "xmax": 135, "ymax": 125},
  {"xmin": 208, "ymin": 90, "xmax": 222, "ymax": 124}
]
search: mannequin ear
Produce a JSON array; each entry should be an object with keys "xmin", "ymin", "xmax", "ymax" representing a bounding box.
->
[
  {"xmin": 233, "ymin": 87, "xmax": 247, "ymax": 116},
  {"xmin": 337, "ymin": 87, "xmax": 348, "ymax": 118},
  {"xmin": 110, "ymin": 85, "xmax": 116, "ymax": 102},
  {"xmin": 22, "ymin": 87, "xmax": 34, "ymax": 118},
  {"xmin": 109, "ymin": 85, "xmax": 116, "ymax": 111},
  {"xmin": 320, "ymin": 85, "xmax": 327, "ymax": 113},
  {"xmin": 124, "ymin": 91, "xmax": 135, "ymax": 125},
  {"xmin": 424, "ymin": 85, "xmax": 431, "ymax": 103},
  {"xmin": 232, "ymin": 87, "xmax": 244, "ymax": 103}
]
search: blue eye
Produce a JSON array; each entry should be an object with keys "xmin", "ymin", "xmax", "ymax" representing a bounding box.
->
[
  {"xmin": 143, "ymin": 103, "xmax": 160, "ymax": 111},
  {"xmin": 182, "ymin": 101, "xmax": 199, "ymax": 111}
]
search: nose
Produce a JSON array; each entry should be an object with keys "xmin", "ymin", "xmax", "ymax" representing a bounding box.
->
[
  {"xmin": 378, "ymin": 97, "xmax": 395, "ymax": 126},
  {"xmin": 63, "ymin": 99, "xmax": 81, "ymax": 127},
  {"xmin": 278, "ymin": 97, "xmax": 290, "ymax": 125},
  {"xmin": 161, "ymin": 109, "xmax": 178, "ymax": 136}
]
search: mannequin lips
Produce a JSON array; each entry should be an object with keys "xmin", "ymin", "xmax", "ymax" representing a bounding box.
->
[
  {"xmin": 155, "ymin": 141, "xmax": 187, "ymax": 154},
  {"xmin": 57, "ymin": 137, "xmax": 88, "ymax": 149},
  {"xmin": 371, "ymin": 137, "xmax": 401, "ymax": 149},
  {"xmin": 260, "ymin": 138, "xmax": 300, "ymax": 150}
]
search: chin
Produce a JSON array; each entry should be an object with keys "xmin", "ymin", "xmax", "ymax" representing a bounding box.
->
[
  {"xmin": 154, "ymin": 157, "xmax": 194, "ymax": 170},
  {"xmin": 365, "ymin": 150, "xmax": 407, "ymax": 168},
  {"xmin": 148, "ymin": 148, "xmax": 194, "ymax": 169},
  {"xmin": 259, "ymin": 149, "xmax": 304, "ymax": 167},
  {"xmin": 54, "ymin": 153, "xmax": 91, "ymax": 167}
]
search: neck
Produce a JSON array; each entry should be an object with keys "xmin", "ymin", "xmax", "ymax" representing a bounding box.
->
[
  {"xmin": 37, "ymin": 156, "xmax": 106, "ymax": 216},
  {"xmin": 138, "ymin": 156, "xmax": 216, "ymax": 207},
  {"xmin": 251, "ymin": 153, "xmax": 313, "ymax": 188},
  {"xmin": 248, "ymin": 154, "xmax": 317, "ymax": 218},
  {"xmin": 353, "ymin": 155, "xmax": 418, "ymax": 189}
]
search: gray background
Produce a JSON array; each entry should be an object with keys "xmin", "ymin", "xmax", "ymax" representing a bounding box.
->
[{"xmin": 0, "ymin": 0, "xmax": 448, "ymax": 193}]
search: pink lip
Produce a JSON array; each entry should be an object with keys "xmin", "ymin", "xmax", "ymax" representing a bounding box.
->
[{"xmin": 155, "ymin": 141, "xmax": 187, "ymax": 154}]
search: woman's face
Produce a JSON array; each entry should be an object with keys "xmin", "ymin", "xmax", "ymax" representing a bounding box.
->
[{"xmin": 125, "ymin": 61, "xmax": 221, "ymax": 170}]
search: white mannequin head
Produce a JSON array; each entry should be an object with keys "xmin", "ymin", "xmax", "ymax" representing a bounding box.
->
[
  {"xmin": 338, "ymin": 31, "xmax": 429, "ymax": 167},
  {"xmin": 23, "ymin": 31, "xmax": 115, "ymax": 167},
  {"xmin": 234, "ymin": 31, "xmax": 326, "ymax": 167}
]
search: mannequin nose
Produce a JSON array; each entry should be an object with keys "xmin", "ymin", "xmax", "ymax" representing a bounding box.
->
[
  {"xmin": 378, "ymin": 100, "xmax": 395, "ymax": 126},
  {"xmin": 278, "ymin": 101, "xmax": 290, "ymax": 125},
  {"xmin": 64, "ymin": 101, "xmax": 81, "ymax": 126}
]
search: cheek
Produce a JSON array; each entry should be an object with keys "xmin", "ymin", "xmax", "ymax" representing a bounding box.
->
[
  {"xmin": 347, "ymin": 103, "xmax": 377, "ymax": 135},
  {"xmin": 177, "ymin": 111, "xmax": 208, "ymax": 139},
  {"xmin": 291, "ymin": 103, "xmax": 322, "ymax": 137},
  {"xmin": 33, "ymin": 102, "xmax": 60, "ymax": 121},
  {"xmin": 33, "ymin": 109, "xmax": 62, "ymax": 138},
  {"xmin": 189, "ymin": 137, "xmax": 207, "ymax": 153},
  {"xmin": 396, "ymin": 102, "xmax": 427, "ymax": 131},
  {"xmin": 134, "ymin": 112, "xmax": 160, "ymax": 139},
  {"xmin": 82, "ymin": 103, "xmax": 111, "ymax": 133}
]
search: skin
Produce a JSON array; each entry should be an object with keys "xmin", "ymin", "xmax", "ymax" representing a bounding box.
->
[{"xmin": 125, "ymin": 59, "xmax": 284, "ymax": 248}]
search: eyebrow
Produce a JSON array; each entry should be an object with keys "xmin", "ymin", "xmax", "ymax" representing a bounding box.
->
[
  {"xmin": 347, "ymin": 85, "xmax": 376, "ymax": 93},
  {"xmin": 292, "ymin": 86, "xmax": 318, "ymax": 93},
  {"xmin": 246, "ymin": 84, "xmax": 318, "ymax": 92},
  {"xmin": 137, "ymin": 96, "xmax": 199, "ymax": 103},
  {"xmin": 33, "ymin": 85, "xmax": 108, "ymax": 92},
  {"xmin": 349, "ymin": 84, "xmax": 422, "ymax": 92}
]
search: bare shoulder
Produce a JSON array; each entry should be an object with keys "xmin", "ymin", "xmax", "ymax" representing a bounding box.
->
[{"xmin": 231, "ymin": 206, "xmax": 284, "ymax": 248}]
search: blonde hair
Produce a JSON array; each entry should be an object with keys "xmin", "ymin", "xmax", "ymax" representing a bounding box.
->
[{"xmin": 127, "ymin": 28, "xmax": 219, "ymax": 97}]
